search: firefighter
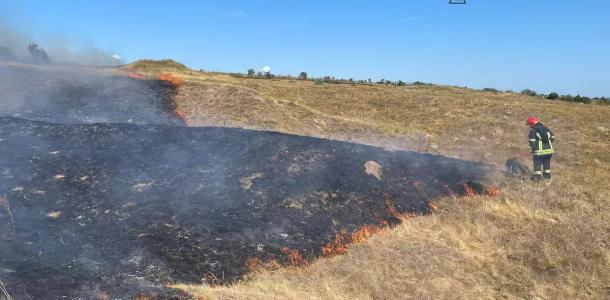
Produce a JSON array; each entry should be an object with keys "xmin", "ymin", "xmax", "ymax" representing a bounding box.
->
[{"xmin": 526, "ymin": 116, "xmax": 555, "ymax": 181}]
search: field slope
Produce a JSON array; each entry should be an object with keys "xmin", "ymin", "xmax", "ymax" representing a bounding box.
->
[{"xmin": 127, "ymin": 61, "xmax": 610, "ymax": 299}]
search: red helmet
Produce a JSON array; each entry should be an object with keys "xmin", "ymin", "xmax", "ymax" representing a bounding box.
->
[{"xmin": 526, "ymin": 116, "xmax": 539, "ymax": 128}]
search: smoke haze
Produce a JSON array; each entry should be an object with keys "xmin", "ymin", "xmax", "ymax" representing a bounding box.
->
[{"xmin": 0, "ymin": 21, "xmax": 123, "ymax": 66}]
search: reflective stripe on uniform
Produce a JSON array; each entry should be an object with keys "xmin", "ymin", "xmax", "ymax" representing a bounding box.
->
[
  {"xmin": 544, "ymin": 170, "xmax": 551, "ymax": 173},
  {"xmin": 534, "ymin": 171, "xmax": 543, "ymax": 175},
  {"xmin": 533, "ymin": 131, "xmax": 555, "ymax": 155},
  {"xmin": 534, "ymin": 149, "xmax": 554, "ymax": 155}
]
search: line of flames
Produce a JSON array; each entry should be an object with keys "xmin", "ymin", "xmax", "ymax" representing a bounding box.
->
[
  {"xmin": 247, "ymin": 181, "xmax": 500, "ymax": 273},
  {"xmin": 126, "ymin": 72, "xmax": 190, "ymax": 125}
]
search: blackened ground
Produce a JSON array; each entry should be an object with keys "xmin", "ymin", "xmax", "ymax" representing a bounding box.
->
[
  {"xmin": 0, "ymin": 117, "xmax": 492, "ymax": 299},
  {"xmin": 0, "ymin": 63, "xmax": 184, "ymax": 126}
]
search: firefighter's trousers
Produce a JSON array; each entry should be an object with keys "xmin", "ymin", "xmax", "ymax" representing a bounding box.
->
[{"xmin": 533, "ymin": 154, "xmax": 552, "ymax": 179}]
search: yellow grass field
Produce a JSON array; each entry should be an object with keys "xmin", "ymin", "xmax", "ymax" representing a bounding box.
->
[{"xmin": 126, "ymin": 60, "xmax": 610, "ymax": 299}]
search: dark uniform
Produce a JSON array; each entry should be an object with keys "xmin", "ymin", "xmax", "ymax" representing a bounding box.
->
[{"xmin": 528, "ymin": 123, "xmax": 555, "ymax": 180}]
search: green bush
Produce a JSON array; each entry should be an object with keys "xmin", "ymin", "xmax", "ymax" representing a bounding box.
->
[
  {"xmin": 521, "ymin": 89, "xmax": 538, "ymax": 97},
  {"xmin": 547, "ymin": 92, "xmax": 559, "ymax": 100}
]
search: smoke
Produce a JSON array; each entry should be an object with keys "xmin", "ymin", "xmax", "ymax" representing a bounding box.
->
[
  {"xmin": 261, "ymin": 66, "xmax": 271, "ymax": 73},
  {"xmin": 0, "ymin": 22, "xmax": 123, "ymax": 66}
]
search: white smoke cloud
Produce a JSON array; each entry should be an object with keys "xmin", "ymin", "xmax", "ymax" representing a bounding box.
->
[
  {"xmin": 0, "ymin": 20, "xmax": 123, "ymax": 66},
  {"xmin": 261, "ymin": 66, "xmax": 271, "ymax": 73}
]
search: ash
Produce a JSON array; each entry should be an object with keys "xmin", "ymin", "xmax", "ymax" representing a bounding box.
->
[{"xmin": 0, "ymin": 64, "xmax": 493, "ymax": 299}]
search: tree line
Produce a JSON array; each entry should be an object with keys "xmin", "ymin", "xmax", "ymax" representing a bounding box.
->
[
  {"xmin": 0, "ymin": 44, "xmax": 50, "ymax": 64},
  {"xmin": 482, "ymin": 87, "xmax": 609, "ymax": 105},
  {"xmin": 228, "ymin": 69, "xmax": 610, "ymax": 105}
]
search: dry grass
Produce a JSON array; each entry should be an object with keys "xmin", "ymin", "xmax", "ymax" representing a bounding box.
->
[{"xmin": 126, "ymin": 62, "xmax": 610, "ymax": 299}]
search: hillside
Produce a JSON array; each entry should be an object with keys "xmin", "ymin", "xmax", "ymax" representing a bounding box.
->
[{"xmin": 124, "ymin": 61, "xmax": 610, "ymax": 299}]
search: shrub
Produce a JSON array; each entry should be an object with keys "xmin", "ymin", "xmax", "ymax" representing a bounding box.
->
[
  {"xmin": 521, "ymin": 89, "xmax": 538, "ymax": 97},
  {"xmin": 247, "ymin": 69, "xmax": 256, "ymax": 76},
  {"xmin": 299, "ymin": 72, "xmax": 307, "ymax": 80},
  {"xmin": 547, "ymin": 92, "xmax": 559, "ymax": 100},
  {"xmin": 482, "ymin": 88, "xmax": 500, "ymax": 93},
  {"xmin": 27, "ymin": 44, "xmax": 50, "ymax": 64}
]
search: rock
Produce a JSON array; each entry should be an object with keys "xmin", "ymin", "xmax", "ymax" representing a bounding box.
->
[{"xmin": 364, "ymin": 161, "xmax": 383, "ymax": 181}]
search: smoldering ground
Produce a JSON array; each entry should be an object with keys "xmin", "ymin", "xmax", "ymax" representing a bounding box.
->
[
  {"xmin": 0, "ymin": 63, "xmax": 497, "ymax": 298},
  {"xmin": 0, "ymin": 63, "xmax": 184, "ymax": 125}
]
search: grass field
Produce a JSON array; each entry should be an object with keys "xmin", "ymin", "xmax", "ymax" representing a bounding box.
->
[{"xmin": 126, "ymin": 60, "xmax": 610, "ymax": 299}]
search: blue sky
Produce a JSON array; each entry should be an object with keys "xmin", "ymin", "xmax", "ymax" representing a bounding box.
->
[{"xmin": 2, "ymin": 0, "xmax": 609, "ymax": 96}]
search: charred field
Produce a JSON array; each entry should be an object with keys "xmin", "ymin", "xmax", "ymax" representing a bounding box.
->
[{"xmin": 0, "ymin": 63, "xmax": 497, "ymax": 299}]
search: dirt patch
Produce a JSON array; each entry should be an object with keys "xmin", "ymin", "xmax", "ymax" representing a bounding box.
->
[{"xmin": 364, "ymin": 161, "xmax": 383, "ymax": 180}]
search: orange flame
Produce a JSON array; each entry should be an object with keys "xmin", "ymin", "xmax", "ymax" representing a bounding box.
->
[
  {"xmin": 428, "ymin": 201, "xmax": 439, "ymax": 212},
  {"xmin": 159, "ymin": 73, "xmax": 185, "ymax": 87},
  {"xmin": 351, "ymin": 224, "xmax": 385, "ymax": 243},
  {"xmin": 127, "ymin": 72, "xmax": 145, "ymax": 79},
  {"xmin": 322, "ymin": 230, "xmax": 350, "ymax": 257},
  {"xmin": 157, "ymin": 74, "xmax": 189, "ymax": 125},
  {"xmin": 463, "ymin": 182, "xmax": 477, "ymax": 197},
  {"xmin": 485, "ymin": 186, "xmax": 501, "ymax": 197}
]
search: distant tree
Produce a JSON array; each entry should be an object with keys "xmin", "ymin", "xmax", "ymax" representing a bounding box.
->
[
  {"xmin": 299, "ymin": 72, "xmax": 308, "ymax": 80},
  {"xmin": 397, "ymin": 80, "xmax": 406, "ymax": 86},
  {"xmin": 247, "ymin": 69, "xmax": 256, "ymax": 76},
  {"xmin": 482, "ymin": 88, "xmax": 500, "ymax": 93},
  {"xmin": 597, "ymin": 97, "xmax": 610, "ymax": 105},
  {"xmin": 520, "ymin": 89, "xmax": 537, "ymax": 97},
  {"xmin": 367, "ymin": 78, "xmax": 372, "ymax": 83},
  {"xmin": 547, "ymin": 92, "xmax": 559, "ymax": 100},
  {"xmin": 27, "ymin": 44, "xmax": 50, "ymax": 64},
  {"xmin": 265, "ymin": 72, "xmax": 273, "ymax": 79},
  {"xmin": 573, "ymin": 95, "xmax": 583, "ymax": 103},
  {"xmin": 323, "ymin": 76, "xmax": 332, "ymax": 83},
  {"xmin": 560, "ymin": 94, "xmax": 574, "ymax": 102}
]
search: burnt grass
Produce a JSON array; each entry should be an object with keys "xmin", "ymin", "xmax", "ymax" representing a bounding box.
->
[
  {"xmin": 0, "ymin": 117, "xmax": 493, "ymax": 299},
  {"xmin": 0, "ymin": 64, "xmax": 184, "ymax": 126},
  {"xmin": 0, "ymin": 65, "xmax": 494, "ymax": 299}
]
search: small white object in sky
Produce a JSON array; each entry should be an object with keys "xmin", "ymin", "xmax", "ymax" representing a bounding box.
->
[
  {"xmin": 261, "ymin": 66, "xmax": 271, "ymax": 73},
  {"xmin": 112, "ymin": 54, "xmax": 122, "ymax": 60}
]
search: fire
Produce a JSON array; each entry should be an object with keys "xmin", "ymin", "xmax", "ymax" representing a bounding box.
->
[
  {"xmin": 157, "ymin": 73, "xmax": 189, "ymax": 125},
  {"xmin": 158, "ymin": 73, "xmax": 185, "ymax": 87},
  {"xmin": 247, "ymin": 257, "xmax": 262, "ymax": 271},
  {"xmin": 462, "ymin": 182, "xmax": 477, "ymax": 197},
  {"xmin": 428, "ymin": 201, "xmax": 439, "ymax": 212},
  {"xmin": 384, "ymin": 198, "xmax": 404, "ymax": 221},
  {"xmin": 462, "ymin": 181, "xmax": 501, "ymax": 197},
  {"xmin": 127, "ymin": 72, "xmax": 145, "ymax": 79},
  {"xmin": 351, "ymin": 224, "xmax": 384, "ymax": 243},
  {"xmin": 322, "ymin": 230, "xmax": 350, "ymax": 257},
  {"xmin": 288, "ymin": 249, "xmax": 308, "ymax": 266},
  {"xmin": 484, "ymin": 186, "xmax": 501, "ymax": 197},
  {"xmin": 124, "ymin": 72, "xmax": 190, "ymax": 125}
]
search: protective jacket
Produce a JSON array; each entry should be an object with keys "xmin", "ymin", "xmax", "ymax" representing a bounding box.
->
[{"xmin": 529, "ymin": 123, "xmax": 555, "ymax": 156}]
